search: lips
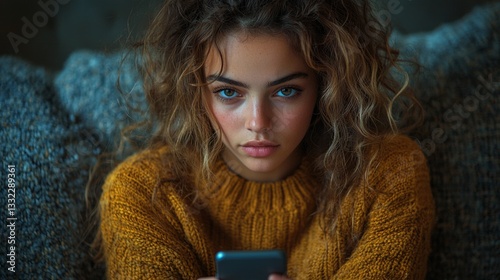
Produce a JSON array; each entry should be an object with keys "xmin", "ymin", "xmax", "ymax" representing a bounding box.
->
[{"xmin": 241, "ymin": 140, "xmax": 279, "ymax": 157}]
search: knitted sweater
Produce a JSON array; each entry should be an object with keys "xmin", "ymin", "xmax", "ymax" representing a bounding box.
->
[{"xmin": 100, "ymin": 135, "xmax": 435, "ymax": 279}]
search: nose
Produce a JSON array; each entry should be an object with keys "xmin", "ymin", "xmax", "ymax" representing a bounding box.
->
[{"xmin": 245, "ymin": 97, "xmax": 272, "ymax": 133}]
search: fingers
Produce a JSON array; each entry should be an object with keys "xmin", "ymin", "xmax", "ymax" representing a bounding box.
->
[{"xmin": 269, "ymin": 273, "xmax": 291, "ymax": 280}]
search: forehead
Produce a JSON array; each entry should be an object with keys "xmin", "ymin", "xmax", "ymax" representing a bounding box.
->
[{"xmin": 204, "ymin": 31, "xmax": 309, "ymax": 78}]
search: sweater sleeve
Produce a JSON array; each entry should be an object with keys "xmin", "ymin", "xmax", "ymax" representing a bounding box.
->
[
  {"xmin": 99, "ymin": 151, "xmax": 207, "ymax": 279},
  {"xmin": 333, "ymin": 136, "xmax": 435, "ymax": 279}
]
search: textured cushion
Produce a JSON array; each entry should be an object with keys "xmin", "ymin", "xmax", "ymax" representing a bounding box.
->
[
  {"xmin": 0, "ymin": 51, "xmax": 144, "ymax": 279},
  {"xmin": 0, "ymin": 56, "xmax": 102, "ymax": 279},
  {"xmin": 392, "ymin": 3, "xmax": 500, "ymax": 279},
  {"xmin": 55, "ymin": 51, "xmax": 146, "ymax": 151}
]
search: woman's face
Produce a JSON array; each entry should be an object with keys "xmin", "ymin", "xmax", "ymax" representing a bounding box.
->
[{"xmin": 204, "ymin": 32, "xmax": 318, "ymax": 182}]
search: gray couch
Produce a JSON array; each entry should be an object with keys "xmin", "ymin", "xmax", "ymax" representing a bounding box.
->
[{"xmin": 0, "ymin": 3, "xmax": 498, "ymax": 279}]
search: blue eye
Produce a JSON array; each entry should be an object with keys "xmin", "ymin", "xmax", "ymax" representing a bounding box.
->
[
  {"xmin": 216, "ymin": 88, "xmax": 238, "ymax": 99},
  {"xmin": 276, "ymin": 87, "xmax": 300, "ymax": 97}
]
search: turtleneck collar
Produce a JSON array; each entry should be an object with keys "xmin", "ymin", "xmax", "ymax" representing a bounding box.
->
[{"xmin": 201, "ymin": 156, "xmax": 320, "ymax": 213}]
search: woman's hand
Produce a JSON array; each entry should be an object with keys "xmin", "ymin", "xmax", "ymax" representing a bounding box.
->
[
  {"xmin": 198, "ymin": 274, "xmax": 291, "ymax": 280},
  {"xmin": 269, "ymin": 273, "xmax": 292, "ymax": 280}
]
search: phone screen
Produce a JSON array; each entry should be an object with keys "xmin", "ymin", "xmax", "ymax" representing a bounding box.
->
[{"xmin": 215, "ymin": 250, "xmax": 287, "ymax": 280}]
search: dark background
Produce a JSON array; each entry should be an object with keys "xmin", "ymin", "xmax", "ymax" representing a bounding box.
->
[{"xmin": 0, "ymin": 0, "xmax": 495, "ymax": 70}]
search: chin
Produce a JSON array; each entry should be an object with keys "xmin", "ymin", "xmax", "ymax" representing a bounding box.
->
[
  {"xmin": 245, "ymin": 162, "xmax": 276, "ymax": 173},
  {"xmin": 243, "ymin": 159, "xmax": 282, "ymax": 175}
]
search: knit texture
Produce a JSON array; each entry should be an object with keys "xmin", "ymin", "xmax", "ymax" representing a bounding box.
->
[{"xmin": 100, "ymin": 135, "xmax": 435, "ymax": 279}]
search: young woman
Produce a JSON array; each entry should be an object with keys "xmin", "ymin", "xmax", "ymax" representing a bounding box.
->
[{"xmin": 95, "ymin": 0, "xmax": 435, "ymax": 279}]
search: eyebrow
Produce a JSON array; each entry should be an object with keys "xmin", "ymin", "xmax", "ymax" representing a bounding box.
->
[{"xmin": 206, "ymin": 72, "xmax": 309, "ymax": 88}]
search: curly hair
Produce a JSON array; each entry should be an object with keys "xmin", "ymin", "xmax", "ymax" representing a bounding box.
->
[{"xmin": 135, "ymin": 0, "xmax": 422, "ymax": 234}]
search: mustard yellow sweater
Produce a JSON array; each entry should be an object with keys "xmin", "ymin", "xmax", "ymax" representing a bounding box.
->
[{"xmin": 100, "ymin": 135, "xmax": 435, "ymax": 279}]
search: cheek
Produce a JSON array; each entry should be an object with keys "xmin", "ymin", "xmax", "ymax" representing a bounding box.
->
[
  {"xmin": 276, "ymin": 103, "xmax": 315, "ymax": 133},
  {"xmin": 210, "ymin": 105, "xmax": 240, "ymax": 135}
]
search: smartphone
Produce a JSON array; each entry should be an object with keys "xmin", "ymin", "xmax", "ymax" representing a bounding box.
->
[{"xmin": 215, "ymin": 250, "xmax": 287, "ymax": 280}]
